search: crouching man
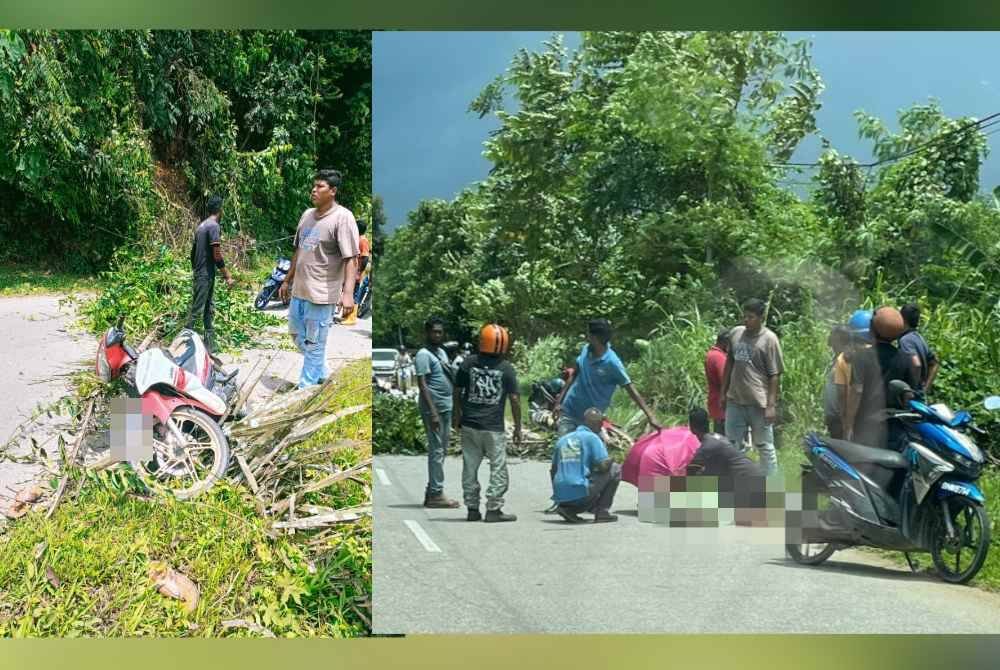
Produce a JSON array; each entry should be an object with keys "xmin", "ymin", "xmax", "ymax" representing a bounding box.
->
[{"xmin": 550, "ymin": 408, "xmax": 622, "ymax": 524}]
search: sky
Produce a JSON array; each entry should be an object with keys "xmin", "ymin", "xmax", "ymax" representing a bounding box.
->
[{"xmin": 374, "ymin": 31, "xmax": 1000, "ymax": 231}]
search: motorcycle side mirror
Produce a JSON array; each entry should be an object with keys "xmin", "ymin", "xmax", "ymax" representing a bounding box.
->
[
  {"xmin": 985, "ymin": 396, "xmax": 1000, "ymax": 411},
  {"xmin": 115, "ymin": 315, "xmax": 125, "ymax": 330}
]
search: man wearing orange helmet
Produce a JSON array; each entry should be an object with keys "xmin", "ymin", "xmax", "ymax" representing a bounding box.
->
[{"xmin": 453, "ymin": 323, "xmax": 522, "ymax": 522}]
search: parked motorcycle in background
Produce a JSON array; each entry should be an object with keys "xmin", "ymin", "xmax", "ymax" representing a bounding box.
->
[
  {"xmin": 254, "ymin": 257, "xmax": 292, "ymax": 310},
  {"xmin": 96, "ymin": 317, "xmax": 241, "ymax": 499}
]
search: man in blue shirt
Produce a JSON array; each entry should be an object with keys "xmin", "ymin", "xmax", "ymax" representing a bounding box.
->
[
  {"xmin": 553, "ymin": 319, "xmax": 661, "ymax": 437},
  {"xmin": 415, "ymin": 316, "xmax": 460, "ymax": 509},
  {"xmin": 550, "ymin": 408, "xmax": 622, "ymax": 523},
  {"xmin": 899, "ymin": 304, "xmax": 940, "ymax": 395}
]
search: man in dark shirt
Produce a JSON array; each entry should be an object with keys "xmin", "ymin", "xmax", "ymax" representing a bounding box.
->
[
  {"xmin": 186, "ymin": 194, "xmax": 233, "ymax": 352},
  {"xmin": 453, "ymin": 323, "xmax": 522, "ymax": 522},
  {"xmin": 899, "ymin": 303, "xmax": 940, "ymax": 395},
  {"xmin": 685, "ymin": 407, "xmax": 766, "ymax": 523},
  {"xmin": 686, "ymin": 407, "xmax": 762, "ymax": 479}
]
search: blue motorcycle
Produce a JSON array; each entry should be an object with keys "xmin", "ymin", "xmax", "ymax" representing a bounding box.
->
[
  {"xmin": 786, "ymin": 386, "xmax": 998, "ymax": 584},
  {"xmin": 254, "ymin": 257, "xmax": 292, "ymax": 310}
]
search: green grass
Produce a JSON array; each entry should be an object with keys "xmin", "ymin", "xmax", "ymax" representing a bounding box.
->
[
  {"xmin": 0, "ymin": 266, "xmax": 99, "ymax": 297},
  {"xmin": 0, "ymin": 361, "xmax": 373, "ymax": 638}
]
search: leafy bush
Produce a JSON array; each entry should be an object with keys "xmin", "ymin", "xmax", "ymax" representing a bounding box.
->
[
  {"xmin": 373, "ymin": 394, "xmax": 424, "ymax": 455},
  {"xmin": 513, "ymin": 334, "xmax": 574, "ymax": 387},
  {"xmin": 78, "ymin": 245, "xmax": 280, "ymax": 351}
]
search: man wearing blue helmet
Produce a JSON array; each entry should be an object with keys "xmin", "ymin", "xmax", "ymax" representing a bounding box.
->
[{"xmin": 840, "ymin": 309, "xmax": 888, "ymax": 448}]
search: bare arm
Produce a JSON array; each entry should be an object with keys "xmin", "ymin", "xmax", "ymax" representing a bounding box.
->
[
  {"xmin": 553, "ymin": 365, "xmax": 578, "ymax": 417},
  {"xmin": 592, "ymin": 457, "xmax": 613, "ymax": 474},
  {"xmin": 625, "ymin": 384, "xmax": 661, "ymax": 430},
  {"xmin": 510, "ymin": 393, "xmax": 522, "ymax": 441},
  {"xmin": 925, "ymin": 359, "xmax": 940, "ymax": 394},
  {"xmin": 452, "ymin": 382, "xmax": 463, "ymax": 429},
  {"xmin": 417, "ymin": 376, "xmax": 440, "ymax": 428},
  {"xmin": 765, "ymin": 375, "xmax": 780, "ymax": 423},
  {"xmin": 340, "ymin": 257, "xmax": 357, "ymax": 308},
  {"xmin": 279, "ymin": 249, "xmax": 299, "ymax": 301},
  {"xmin": 720, "ymin": 355, "xmax": 734, "ymax": 411}
]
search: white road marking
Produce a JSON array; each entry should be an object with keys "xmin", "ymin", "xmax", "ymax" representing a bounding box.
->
[
  {"xmin": 376, "ymin": 468, "xmax": 391, "ymax": 486},
  {"xmin": 404, "ymin": 520, "xmax": 442, "ymax": 553}
]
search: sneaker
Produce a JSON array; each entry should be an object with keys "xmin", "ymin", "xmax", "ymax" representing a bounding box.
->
[
  {"xmin": 467, "ymin": 508, "xmax": 482, "ymax": 522},
  {"xmin": 556, "ymin": 505, "xmax": 586, "ymax": 524},
  {"xmin": 484, "ymin": 509, "xmax": 517, "ymax": 523},
  {"xmin": 594, "ymin": 511, "xmax": 619, "ymax": 523},
  {"xmin": 424, "ymin": 494, "xmax": 460, "ymax": 509}
]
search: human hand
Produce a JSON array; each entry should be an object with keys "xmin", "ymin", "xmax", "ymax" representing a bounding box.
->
[
  {"xmin": 279, "ymin": 282, "xmax": 290, "ymax": 302},
  {"xmin": 764, "ymin": 405, "xmax": 777, "ymax": 424}
]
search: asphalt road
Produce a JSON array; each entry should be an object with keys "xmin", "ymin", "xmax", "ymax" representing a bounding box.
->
[{"xmin": 373, "ymin": 454, "xmax": 1000, "ymax": 634}]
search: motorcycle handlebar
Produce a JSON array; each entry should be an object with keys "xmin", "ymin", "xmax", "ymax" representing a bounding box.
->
[{"xmin": 124, "ymin": 343, "xmax": 138, "ymax": 360}]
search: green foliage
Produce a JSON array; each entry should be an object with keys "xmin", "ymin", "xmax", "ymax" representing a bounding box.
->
[
  {"xmin": 373, "ymin": 394, "xmax": 424, "ymax": 455},
  {"xmin": 0, "ymin": 30, "xmax": 371, "ymax": 273},
  {"xmin": 377, "ymin": 31, "xmax": 829, "ymax": 347},
  {"xmin": 78, "ymin": 245, "xmax": 280, "ymax": 351},
  {"xmin": 513, "ymin": 334, "xmax": 575, "ymax": 387},
  {"xmin": 0, "ymin": 482, "xmax": 366, "ymax": 637}
]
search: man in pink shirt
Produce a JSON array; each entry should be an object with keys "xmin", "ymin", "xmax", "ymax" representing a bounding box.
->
[{"xmin": 704, "ymin": 329, "xmax": 730, "ymax": 435}]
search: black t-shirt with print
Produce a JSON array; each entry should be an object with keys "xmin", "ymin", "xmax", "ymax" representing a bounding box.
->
[{"xmin": 456, "ymin": 354, "xmax": 519, "ymax": 432}]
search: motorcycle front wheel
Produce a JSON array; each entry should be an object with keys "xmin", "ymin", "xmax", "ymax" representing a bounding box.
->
[
  {"xmin": 786, "ymin": 542, "xmax": 836, "ymax": 566},
  {"xmin": 930, "ymin": 495, "xmax": 990, "ymax": 584},
  {"xmin": 134, "ymin": 407, "xmax": 231, "ymax": 500},
  {"xmin": 254, "ymin": 284, "xmax": 276, "ymax": 310}
]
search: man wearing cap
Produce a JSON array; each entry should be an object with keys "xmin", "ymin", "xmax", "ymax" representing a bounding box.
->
[{"xmin": 553, "ymin": 319, "xmax": 661, "ymax": 437}]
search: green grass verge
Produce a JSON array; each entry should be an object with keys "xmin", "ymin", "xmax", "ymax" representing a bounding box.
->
[
  {"xmin": 0, "ymin": 266, "xmax": 99, "ymax": 297},
  {"xmin": 0, "ymin": 360, "xmax": 372, "ymax": 638}
]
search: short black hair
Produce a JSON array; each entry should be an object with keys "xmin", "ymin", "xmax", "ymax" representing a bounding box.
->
[
  {"xmin": 688, "ymin": 407, "xmax": 710, "ymax": 434},
  {"xmin": 424, "ymin": 316, "xmax": 445, "ymax": 332},
  {"xmin": 901, "ymin": 303, "xmax": 920, "ymax": 329},
  {"xmin": 742, "ymin": 299, "xmax": 766, "ymax": 317},
  {"xmin": 314, "ymin": 169, "xmax": 342, "ymax": 190},
  {"xmin": 357, "ymin": 219, "xmax": 368, "ymax": 235},
  {"xmin": 829, "ymin": 325, "xmax": 851, "ymax": 347},
  {"xmin": 716, "ymin": 328, "xmax": 730, "ymax": 346},
  {"xmin": 588, "ymin": 318, "xmax": 612, "ymax": 343},
  {"xmin": 206, "ymin": 194, "xmax": 224, "ymax": 216}
]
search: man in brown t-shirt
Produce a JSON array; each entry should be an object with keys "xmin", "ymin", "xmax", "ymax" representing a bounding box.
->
[
  {"xmin": 720, "ymin": 299, "xmax": 784, "ymax": 475},
  {"xmin": 279, "ymin": 169, "xmax": 360, "ymax": 388}
]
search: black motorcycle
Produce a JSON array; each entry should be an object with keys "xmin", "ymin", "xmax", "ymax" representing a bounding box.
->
[
  {"xmin": 254, "ymin": 257, "xmax": 291, "ymax": 310},
  {"xmin": 357, "ymin": 275, "xmax": 372, "ymax": 319}
]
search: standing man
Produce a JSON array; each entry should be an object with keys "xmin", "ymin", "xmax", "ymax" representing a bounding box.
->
[
  {"xmin": 720, "ymin": 299, "xmax": 784, "ymax": 475},
  {"xmin": 704, "ymin": 329, "xmax": 730, "ymax": 435},
  {"xmin": 186, "ymin": 194, "xmax": 234, "ymax": 353},
  {"xmin": 899, "ymin": 303, "xmax": 940, "ymax": 395},
  {"xmin": 354, "ymin": 219, "xmax": 371, "ymax": 304},
  {"xmin": 550, "ymin": 407, "xmax": 622, "ymax": 523},
  {"xmin": 396, "ymin": 345, "xmax": 413, "ymax": 393},
  {"xmin": 415, "ymin": 317, "xmax": 460, "ymax": 509},
  {"xmin": 823, "ymin": 325, "xmax": 852, "ymax": 439},
  {"xmin": 453, "ymin": 323, "xmax": 521, "ymax": 522},
  {"xmin": 553, "ymin": 319, "xmax": 661, "ymax": 437},
  {"xmin": 279, "ymin": 170, "xmax": 360, "ymax": 389}
]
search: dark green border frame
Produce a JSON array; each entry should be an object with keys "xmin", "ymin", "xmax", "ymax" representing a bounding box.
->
[{"xmin": 3, "ymin": 1, "xmax": 1000, "ymax": 29}]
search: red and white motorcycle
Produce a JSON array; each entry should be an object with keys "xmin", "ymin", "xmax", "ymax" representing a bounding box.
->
[{"xmin": 95, "ymin": 317, "xmax": 240, "ymax": 499}]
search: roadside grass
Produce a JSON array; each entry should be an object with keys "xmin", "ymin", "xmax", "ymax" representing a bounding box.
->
[
  {"xmin": 0, "ymin": 360, "xmax": 373, "ymax": 638},
  {"xmin": 0, "ymin": 266, "xmax": 99, "ymax": 297}
]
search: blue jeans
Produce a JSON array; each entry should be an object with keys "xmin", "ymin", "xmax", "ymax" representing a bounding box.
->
[
  {"xmin": 725, "ymin": 403, "xmax": 778, "ymax": 475},
  {"xmin": 353, "ymin": 275, "xmax": 369, "ymax": 303},
  {"xmin": 288, "ymin": 297, "xmax": 333, "ymax": 389},
  {"xmin": 421, "ymin": 409, "xmax": 452, "ymax": 497}
]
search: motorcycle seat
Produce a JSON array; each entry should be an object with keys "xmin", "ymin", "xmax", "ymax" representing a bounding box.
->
[{"xmin": 824, "ymin": 438, "xmax": 908, "ymax": 470}]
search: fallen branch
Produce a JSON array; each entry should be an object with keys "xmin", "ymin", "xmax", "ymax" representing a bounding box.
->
[
  {"xmin": 270, "ymin": 505, "xmax": 370, "ymax": 529},
  {"xmin": 45, "ymin": 397, "xmax": 96, "ymax": 519}
]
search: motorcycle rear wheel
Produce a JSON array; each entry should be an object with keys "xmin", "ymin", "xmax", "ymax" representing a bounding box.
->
[
  {"xmin": 134, "ymin": 407, "xmax": 231, "ymax": 500},
  {"xmin": 930, "ymin": 496, "xmax": 990, "ymax": 584}
]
